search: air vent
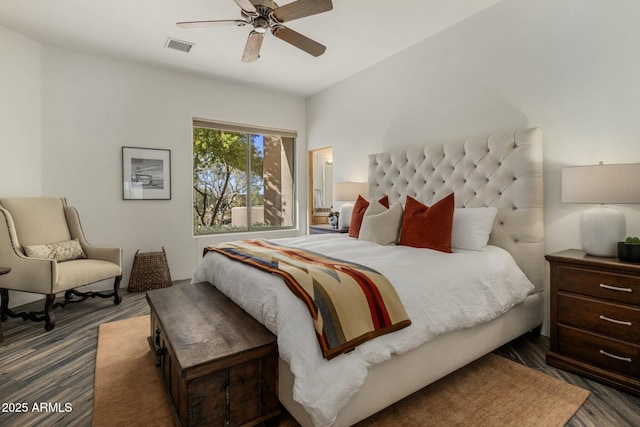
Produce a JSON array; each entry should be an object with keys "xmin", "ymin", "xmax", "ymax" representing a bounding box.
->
[{"xmin": 165, "ymin": 38, "xmax": 194, "ymax": 53}]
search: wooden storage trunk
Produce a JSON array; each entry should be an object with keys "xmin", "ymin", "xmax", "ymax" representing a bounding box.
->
[{"xmin": 146, "ymin": 282, "xmax": 279, "ymax": 427}]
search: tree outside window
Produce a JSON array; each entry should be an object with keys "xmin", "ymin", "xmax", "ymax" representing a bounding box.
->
[{"xmin": 193, "ymin": 122, "xmax": 295, "ymax": 235}]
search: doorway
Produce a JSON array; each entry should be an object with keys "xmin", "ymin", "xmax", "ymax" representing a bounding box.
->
[{"xmin": 308, "ymin": 147, "xmax": 333, "ymax": 225}]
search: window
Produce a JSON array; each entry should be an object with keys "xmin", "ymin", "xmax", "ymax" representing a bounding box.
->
[{"xmin": 192, "ymin": 119, "xmax": 296, "ymax": 235}]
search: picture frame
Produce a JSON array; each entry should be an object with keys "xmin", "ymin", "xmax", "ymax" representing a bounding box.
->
[{"xmin": 122, "ymin": 146, "xmax": 171, "ymax": 200}]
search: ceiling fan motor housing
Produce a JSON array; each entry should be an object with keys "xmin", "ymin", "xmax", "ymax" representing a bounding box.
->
[
  {"xmin": 250, "ymin": 0, "xmax": 279, "ymax": 12},
  {"xmin": 242, "ymin": 0, "xmax": 280, "ymax": 27}
]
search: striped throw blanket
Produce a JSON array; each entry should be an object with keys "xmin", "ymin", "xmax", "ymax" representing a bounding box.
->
[{"xmin": 204, "ymin": 240, "xmax": 411, "ymax": 360}]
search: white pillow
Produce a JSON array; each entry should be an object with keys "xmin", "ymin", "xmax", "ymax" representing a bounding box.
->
[
  {"xmin": 23, "ymin": 238, "xmax": 87, "ymax": 262},
  {"xmin": 359, "ymin": 201, "xmax": 403, "ymax": 245},
  {"xmin": 451, "ymin": 207, "xmax": 498, "ymax": 251}
]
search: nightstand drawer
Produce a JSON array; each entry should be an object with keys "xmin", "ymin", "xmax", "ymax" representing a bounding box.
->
[
  {"xmin": 558, "ymin": 326, "xmax": 640, "ymax": 378},
  {"xmin": 558, "ymin": 293, "xmax": 640, "ymax": 343},
  {"xmin": 558, "ymin": 265, "xmax": 640, "ymax": 305}
]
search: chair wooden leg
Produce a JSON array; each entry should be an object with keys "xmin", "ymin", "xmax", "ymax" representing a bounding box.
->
[
  {"xmin": 1, "ymin": 289, "xmax": 9, "ymax": 322},
  {"xmin": 1, "ymin": 276, "xmax": 121, "ymax": 331},
  {"xmin": 63, "ymin": 275, "xmax": 123, "ymax": 305},
  {"xmin": 2, "ymin": 291, "xmax": 58, "ymax": 331},
  {"xmin": 113, "ymin": 275, "xmax": 122, "ymax": 305},
  {"xmin": 44, "ymin": 294, "xmax": 56, "ymax": 331}
]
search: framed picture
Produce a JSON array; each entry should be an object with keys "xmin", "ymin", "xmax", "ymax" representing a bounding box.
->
[{"xmin": 122, "ymin": 147, "xmax": 171, "ymax": 200}]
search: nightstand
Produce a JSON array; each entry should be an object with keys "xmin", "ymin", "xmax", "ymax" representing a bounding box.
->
[
  {"xmin": 309, "ymin": 224, "xmax": 348, "ymax": 235},
  {"xmin": 545, "ymin": 249, "xmax": 640, "ymax": 394}
]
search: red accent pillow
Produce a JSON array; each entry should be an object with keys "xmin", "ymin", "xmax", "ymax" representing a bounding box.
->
[
  {"xmin": 398, "ymin": 194, "xmax": 455, "ymax": 252},
  {"xmin": 348, "ymin": 195, "xmax": 390, "ymax": 238}
]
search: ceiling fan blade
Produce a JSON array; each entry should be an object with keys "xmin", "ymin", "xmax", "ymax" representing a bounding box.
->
[
  {"xmin": 234, "ymin": 0, "xmax": 257, "ymax": 14},
  {"xmin": 177, "ymin": 19, "xmax": 248, "ymax": 28},
  {"xmin": 242, "ymin": 31, "xmax": 264, "ymax": 62},
  {"xmin": 272, "ymin": 26, "xmax": 326, "ymax": 57},
  {"xmin": 272, "ymin": 0, "xmax": 333, "ymax": 23}
]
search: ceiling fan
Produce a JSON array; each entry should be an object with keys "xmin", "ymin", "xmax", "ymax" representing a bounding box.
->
[{"xmin": 177, "ymin": 0, "xmax": 333, "ymax": 62}]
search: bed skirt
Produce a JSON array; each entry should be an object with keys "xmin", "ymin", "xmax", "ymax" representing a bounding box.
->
[{"xmin": 279, "ymin": 292, "xmax": 543, "ymax": 427}]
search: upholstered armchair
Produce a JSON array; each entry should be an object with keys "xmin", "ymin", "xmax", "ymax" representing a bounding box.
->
[{"xmin": 0, "ymin": 198, "xmax": 122, "ymax": 331}]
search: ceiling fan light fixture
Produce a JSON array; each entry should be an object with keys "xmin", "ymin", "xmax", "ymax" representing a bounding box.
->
[{"xmin": 253, "ymin": 17, "xmax": 269, "ymax": 33}]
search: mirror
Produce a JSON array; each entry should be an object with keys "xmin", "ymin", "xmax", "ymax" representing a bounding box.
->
[{"xmin": 309, "ymin": 147, "xmax": 333, "ymax": 224}]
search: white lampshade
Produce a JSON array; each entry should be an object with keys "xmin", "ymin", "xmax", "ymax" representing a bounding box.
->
[
  {"xmin": 333, "ymin": 182, "xmax": 367, "ymax": 202},
  {"xmin": 562, "ymin": 163, "xmax": 640, "ymax": 257},
  {"xmin": 334, "ymin": 182, "xmax": 367, "ymax": 230},
  {"xmin": 562, "ymin": 163, "xmax": 640, "ymax": 204}
]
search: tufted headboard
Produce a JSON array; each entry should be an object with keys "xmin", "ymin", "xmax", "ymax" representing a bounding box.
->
[{"xmin": 368, "ymin": 128, "xmax": 544, "ymax": 291}]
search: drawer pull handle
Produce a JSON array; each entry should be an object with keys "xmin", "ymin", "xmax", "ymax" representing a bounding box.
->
[
  {"xmin": 155, "ymin": 347, "xmax": 166, "ymax": 367},
  {"xmin": 599, "ymin": 315, "xmax": 632, "ymax": 326},
  {"xmin": 599, "ymin": 284, "xmax": 633, "ymax": 293},
  {"xmin": 599, "ymin": 349, "xmax": 632, "ymax": 363},
  {"xmin": 155, "ymin": 328, "xmax": 161, "ymax": 346}
]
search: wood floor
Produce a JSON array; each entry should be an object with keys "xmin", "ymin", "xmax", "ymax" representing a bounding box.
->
[{"xmin": 1, "ymin": 284, "xmax": 639, "ymax": 427}]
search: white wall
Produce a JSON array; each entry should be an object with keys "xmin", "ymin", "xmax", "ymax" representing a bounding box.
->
[
  {"xmin": 0, "ymin": 26, "xmax": 41, "ymax": 196},
  {"xmin": 0, "ymin": 27, "xmax": 43, "ymax": 307},
  {"xmin": 306, "ymin": 0, "xmax": 640, "ymax": 335},
  {"xmin": 41, "ymin": 46, "xmax": 307, "ymax": 282},
  {"xmin": 1, "ymin": 29, "xmax": 307, "ymax": 307}
]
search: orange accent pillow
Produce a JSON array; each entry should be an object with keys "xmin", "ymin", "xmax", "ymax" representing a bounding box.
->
[
  {"xmin": 398, "ymin": 194, "xmax": 455, "ymax": 252},
  {"xmin": 348, "ymin": 195, "xmax": 390, "ymax": 238}
]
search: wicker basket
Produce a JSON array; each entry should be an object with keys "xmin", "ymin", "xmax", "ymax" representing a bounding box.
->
[{"xmin": 127, "ymin": 247, "xmax": 172, "ymax": 292}]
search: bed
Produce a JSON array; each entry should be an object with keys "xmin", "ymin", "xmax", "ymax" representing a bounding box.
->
[{"xmin": 192, "ymin": 127, "xmax": 544, "ymax": 426}]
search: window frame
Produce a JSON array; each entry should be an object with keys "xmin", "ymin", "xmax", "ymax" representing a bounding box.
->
[{"xmin": 192, "ymin": 118, "xmax": 297, "ymax": 235}]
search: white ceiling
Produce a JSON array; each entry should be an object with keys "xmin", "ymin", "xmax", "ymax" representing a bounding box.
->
[{"xmin": 0, "ymin": 0, "xmax": 502, "ymax": 97}]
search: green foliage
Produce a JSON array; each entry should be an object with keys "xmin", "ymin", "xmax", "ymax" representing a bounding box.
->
[
  {"xmin": 625, "ymin": 236, "xmax": 640, "ymax": 244},
  {"xmin": 192, "ymin": 128, "xmax": 265, "ymax": 234}
]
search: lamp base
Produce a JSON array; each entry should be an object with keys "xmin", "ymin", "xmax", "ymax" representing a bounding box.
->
[
  {"xmin": 338, "ymin": 202, "xmax": 354, "ymax": 230},
  {"xmin": 580, "ymin": 206, "xmax": 626, "ymax": 257}
]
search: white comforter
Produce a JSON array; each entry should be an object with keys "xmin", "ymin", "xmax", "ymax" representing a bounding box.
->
[{"xmin": 192, "ymin": 234, "xmax": 534, "ymax": 426}]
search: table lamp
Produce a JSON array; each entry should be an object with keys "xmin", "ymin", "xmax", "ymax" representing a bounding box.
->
[
  {"xmin": 334, "ymin": 182, "xmax": 367, "ymax": 230},
  {"xmin": 562, "ymin": 162, "xmax": 640, "ymax": 257}
]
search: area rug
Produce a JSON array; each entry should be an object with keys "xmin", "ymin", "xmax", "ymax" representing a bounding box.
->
[
  {"xmin": 93, "ymin": 316, "xmax": 590, "ymax": 426},
  {"xmin": 351, "ymin": 353, "xmax": 590, "ymax": 427},
  {"xmin": 92, "ymin": 316, "xmax": 173, "ymax": 427}
]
